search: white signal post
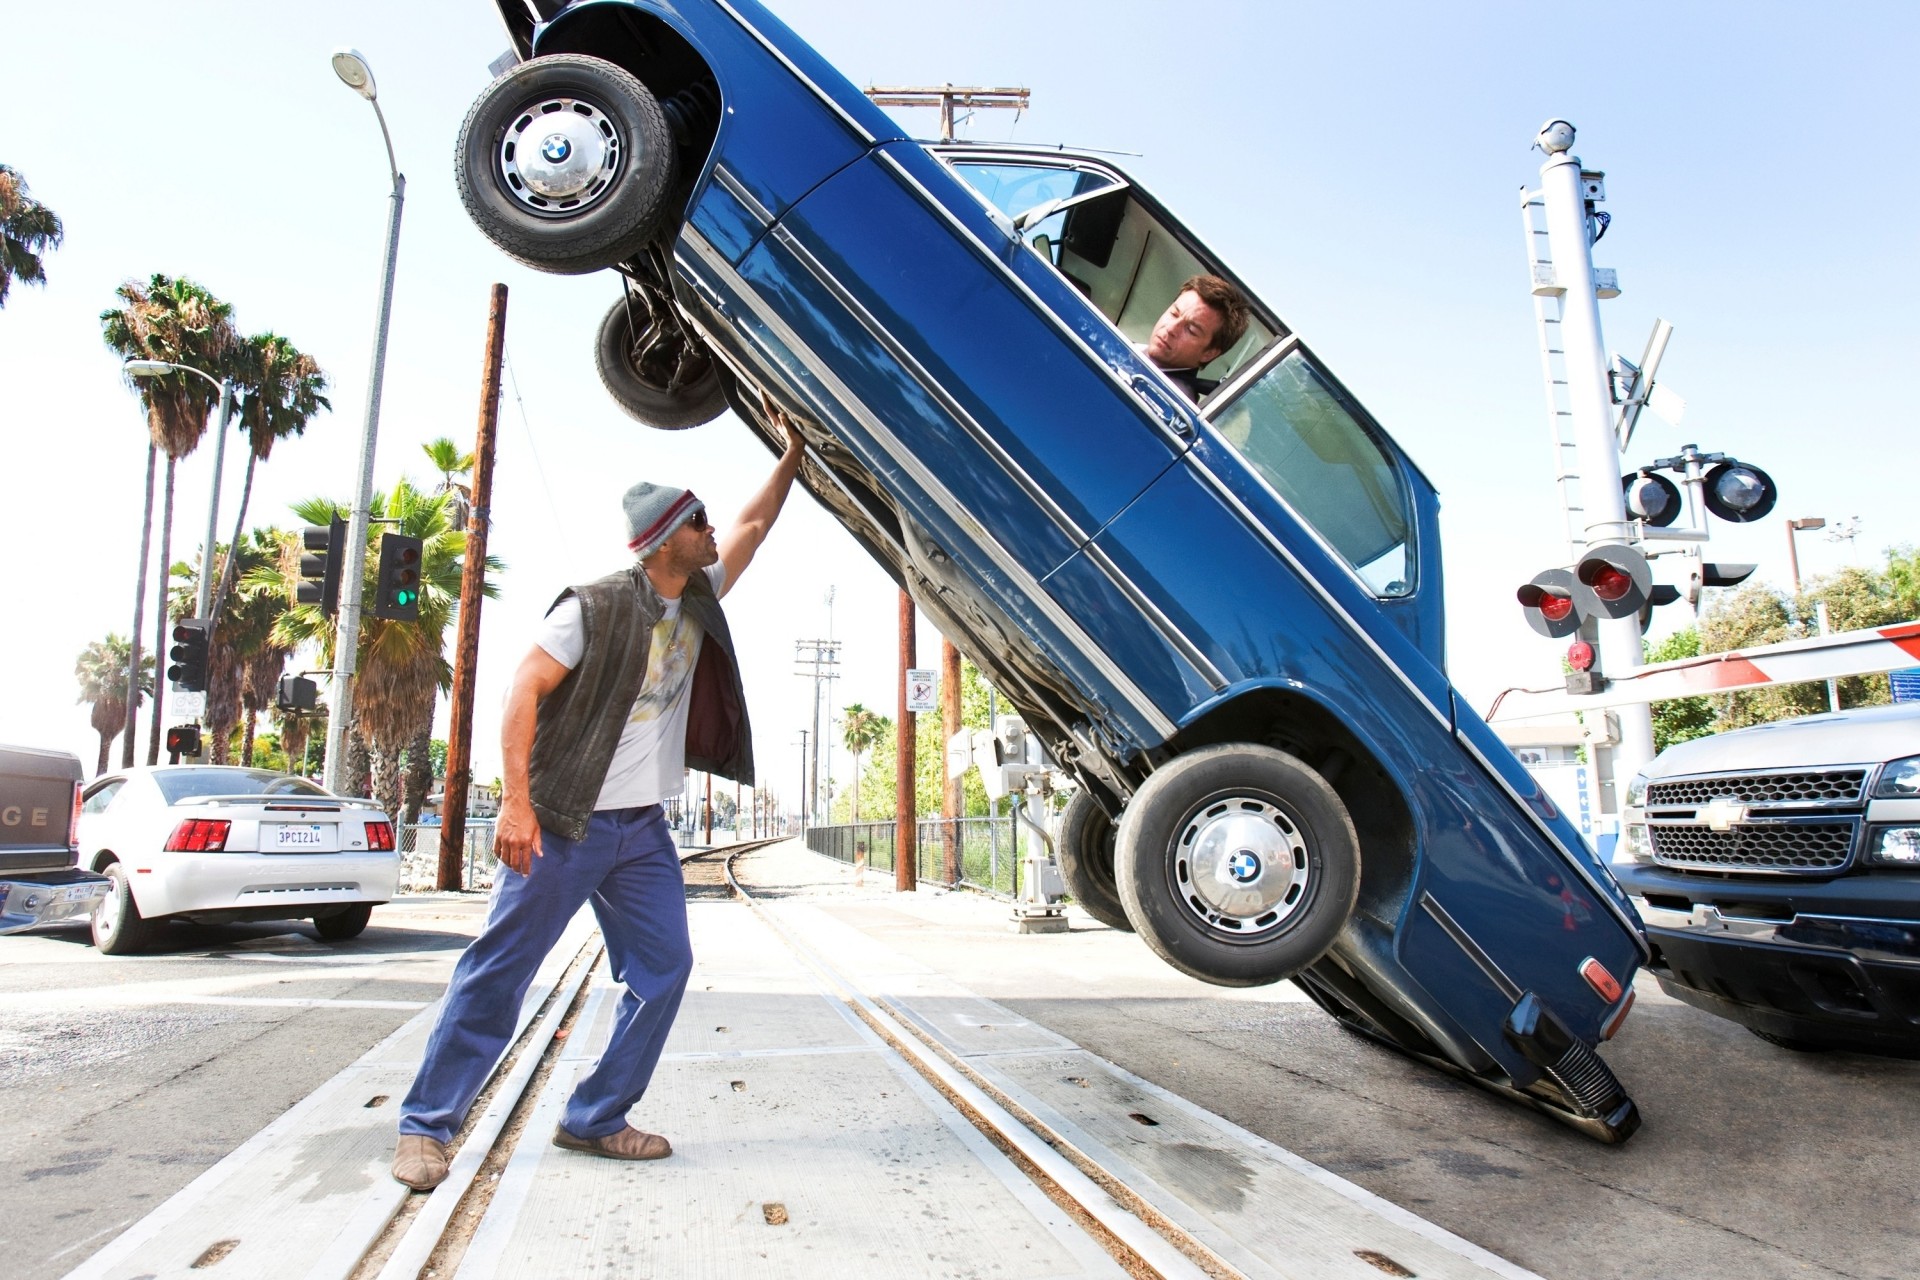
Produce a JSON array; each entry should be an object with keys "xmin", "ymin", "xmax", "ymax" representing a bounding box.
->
[{"xmin": 1533, "ymin": 121, "xmax": 1656, "ymax": 791}]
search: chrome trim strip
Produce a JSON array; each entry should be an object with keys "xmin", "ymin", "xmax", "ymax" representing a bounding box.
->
[
  {"xmin": 1419, "ymin": 893, "xmax": 1523, "ymax": 1002},
  {"xmin": 766, "ymin": 223, "xmax": 1229, "ymax": 694},
  {"xmin": 872, "ymin": 148, "xmax": 1196, "ymax": 455},
  {"xmin": 708, "ymin": 0, "xmax": 879, "ymax": 145},
  {"xmin": 710, "ymin": 163, "xmax": 775, "ymax": 227},
  {"xmin": 677, "ymin": 226, "xmax": 1177, "ymax": 741},
  {"xmin": 1453, "ymin": 731, "xmax": 1652, "ymax": 953}
]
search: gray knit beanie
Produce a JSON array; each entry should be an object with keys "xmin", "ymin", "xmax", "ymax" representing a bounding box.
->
[{"xmin": 623, "ymin": 482, "xmax": 705, "ymax": 560}]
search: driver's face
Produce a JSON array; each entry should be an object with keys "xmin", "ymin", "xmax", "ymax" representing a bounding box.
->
[{"xmin": 1145, "ymin": 290, "xmax": 1226, "ymax": 371}]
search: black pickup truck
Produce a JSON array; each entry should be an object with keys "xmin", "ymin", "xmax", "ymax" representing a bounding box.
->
[{"xmin": 0, "ymin": 744, "xmax": 110, "ymax": 933}]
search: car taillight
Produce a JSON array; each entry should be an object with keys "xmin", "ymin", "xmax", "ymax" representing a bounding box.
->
[
  {"xmin": 69, "ymin": 782, "xmax": 82, "ymax": 853},
  {"xmin": 364, "ymin": 821, "xmax": 395, "ymax": 851},
  {"xmin": 165, "ymin": 819, "xmax": 231, "ymax": 852}
]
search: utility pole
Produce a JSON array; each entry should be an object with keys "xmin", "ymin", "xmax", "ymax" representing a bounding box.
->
[
  {"xmin": 438, "ymin": 283, "xmax": 506, "ymax": 891},
  {"xmin": 796, "ymin": 731, "xmax": 809, "ymax": 829},
  {"xmin": 864, "ymin": 85, "xmax": 1031, "ymax": 143},
  {"xmin": 793, "ymin": 638, "xmax": 840, "ymax": 822}
]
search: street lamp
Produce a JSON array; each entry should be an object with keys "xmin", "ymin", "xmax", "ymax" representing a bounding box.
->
[
  {"xmin": 323, "ymin": 47, "xmax": 406, "ymax": 796},
  {"xmin": 122, "ymin": 358, "xmax": 235, "ymax": 751},
  {"xmin": 1785, "ymin": 517, "xmax": 1826, "ymax": 594}
]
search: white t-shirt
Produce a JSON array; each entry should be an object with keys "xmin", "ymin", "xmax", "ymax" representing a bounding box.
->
[{"xmin": 533, "ymin": 564, "xmax": 727, "ymax": 810}]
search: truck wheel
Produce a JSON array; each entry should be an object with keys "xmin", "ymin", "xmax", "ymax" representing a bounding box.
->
[
  {"xmin": 1115, "ymin": 744, "xmax": 1358, "ymax": 988},
  {"xmin": 1057, "ymin": 792, "xmax": 1132, "ymax": 932},
  {"xmin": 91, "ymin": 862, "xmax": 155, "ymax": 956},
  {"xmin": 455, "ymin": 55, "xmax": 678, "ymax": 275},
  {"xmin": 595, "ymin": 295, "xmax": 727, "ymax": 429},
  {"xmin": 313, "ymin": 903, "xmax": 373, "ymax": 942}
]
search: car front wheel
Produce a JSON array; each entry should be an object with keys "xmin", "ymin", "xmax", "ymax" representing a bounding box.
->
[
  {"xmin": 1057, "ymin": 792, "xmax": 1131, "ymax": 932},
  {"xmin": 455, "ymin": 54, "xmax": 678, "ymax": 275},
  {"xmin": 595, "ymin": 294, "xmax": 728, "ymax": 429},
  {"xmin": 92, "ymin": 862, "xmax": 155, "ymax": 956},
  {"xmin": 313, "ymin": 903, "xmax": 373, "ymax": 942},
  {"xmin": 1115, "ymin": 744, "xmax": 1358, "ymax": 987}
]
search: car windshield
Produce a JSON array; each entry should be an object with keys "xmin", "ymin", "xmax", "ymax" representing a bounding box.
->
[
  {"xmin": 155, "ymin": 768, "xmax": 329, "ymax": 804},
  {"xmin": 1207, "ymin": 348, "xmax": 1414, "ymax": 596}
]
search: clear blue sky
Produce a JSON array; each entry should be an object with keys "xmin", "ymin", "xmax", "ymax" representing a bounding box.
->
[{"xmin": 3, "ymin": 0, "xmax": 1915, "ymax": 796}]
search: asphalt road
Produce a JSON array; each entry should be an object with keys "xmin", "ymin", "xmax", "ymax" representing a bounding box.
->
[{"xmin": 0, "ymin": 897, "xmax": 485, "ymax": 1280}]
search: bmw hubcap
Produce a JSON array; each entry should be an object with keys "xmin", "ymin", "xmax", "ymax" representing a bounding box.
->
[
  {"xmin": 500, "ymin": 97, "xmax": 621, "ymax": 215},
  {"xmin": 1174, "ymin": 797, "xmax": 1310, "ymax": 937}
]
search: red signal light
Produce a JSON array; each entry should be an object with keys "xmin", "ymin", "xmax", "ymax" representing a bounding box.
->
[
  {"xmin": 1588, "ymin": 566, "xmax": 1633, "ymax": 602},
  {"xmin": 1539, "ymin": 593, "xmax": 1574, "ymax": 622},
  {"xmin": 1566, "ymin": 640, "xmax": 1595, "ymax": 672}
]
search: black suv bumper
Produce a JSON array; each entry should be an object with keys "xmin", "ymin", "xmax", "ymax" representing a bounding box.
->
[{"xmin": 1613, "ymin": 861, "xmax": 1920, "ymax": 1054}]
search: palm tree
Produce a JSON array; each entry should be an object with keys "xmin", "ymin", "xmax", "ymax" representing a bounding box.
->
[
  {"xmin": 272, "ymin": 484, "xmax": 502, "ymax": 819},
  {"xmin": 101, "ymin": 274, "xmax": 239, "ymax": 764},
  {"xmin": 75, "ymin": 635, "xmax": 151, "ymax": 776},
  {"xmin": 422, "ymin": 437, "xmax": 475, "ymax": 529},
  {"xmin": 0, "ymin": 164, "xmax": 64, "ymax": 307},
  {"xmin": 212, "ymin": 334, "xmax": 329, "ymax": 618},
  {"xmin": 842, "ymin": 703, "xmax": 890, "ymax": 822}
]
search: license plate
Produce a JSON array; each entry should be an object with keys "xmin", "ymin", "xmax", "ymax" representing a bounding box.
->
[
  {"xmin": 264, "ymin": 823, "xmax": 331, "ymax": 851},
  {"xmin": 62, "ymin": 884, "xmax": 102, "ymax": 903}
]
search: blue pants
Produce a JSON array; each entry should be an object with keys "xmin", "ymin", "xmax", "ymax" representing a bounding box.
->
[{"xmin": 399, "ymin": 805, "xmax": 692, "ymax": 1143}]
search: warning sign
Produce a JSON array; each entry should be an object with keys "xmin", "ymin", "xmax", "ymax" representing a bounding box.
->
[{"xmin": 905, "ymin": 668, "xmax": 937, "ymax": 713}]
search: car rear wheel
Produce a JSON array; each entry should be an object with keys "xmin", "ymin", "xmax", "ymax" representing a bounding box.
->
[
  {"xmin": 456, "ymin": 54, "xmax": 678, "ymax": 275},
  {"xmin": 313, "ymin": 903, "xmax": 373, "ymax": 942},
  {"xmin": 595, "ymin": 294, "xmax": 727, "ymax": 428},
  {"xmin": 1115, "ymin": 744, "xmax": 1358, "ymax": 987},
  {"xmin": 92, "ymin": 862, "xmax": 155, "ymax": 956},
  {"xmin": 1057, "ymin": 792, "xmax": 1131, "ymax": 932}
]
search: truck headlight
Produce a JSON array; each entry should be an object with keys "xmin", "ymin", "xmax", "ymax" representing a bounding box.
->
[
  {"xmin": 1866, "ymin": 826, "xmax": 1920, "ymax": 866},
  {"xmin": 1626, "ymin": 773, "xmax": 1650, "ymax": 809},
  {"xmin": 1622, "ymin": 822, "xmax": 1654, "ymax": 863},
  {"xmin": 1873, "ymin": 755, "xmax": 1920, "ymax": 798}
]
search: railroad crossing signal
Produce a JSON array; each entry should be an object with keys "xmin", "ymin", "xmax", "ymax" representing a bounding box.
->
[
  {"xmin": 167, "ymin": 618, "xmax": 211, "ymax": 692},
  {"xmin": 373, "ymin": 533, "xmax": 423, "ymax": 621},
  {"xmin": 298, "ymin": 514, "xmax": 347, "ymax": 617}
]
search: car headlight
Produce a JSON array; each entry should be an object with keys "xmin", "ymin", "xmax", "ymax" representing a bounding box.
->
[
  {"xmin": 1866, "ymin": 826, "xmax": 1920, "ymax": 866},
  {"xmin": 1873, "ymin": 755, "xmax": 1920, "ymax": 798},
  {"xmin": 1625, "ymin": 773, "xmax": 1650, "ymax": 809}
]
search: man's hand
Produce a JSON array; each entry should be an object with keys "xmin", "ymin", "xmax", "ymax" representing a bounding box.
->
[
  {"xmin": 763, "ymin": 390, "xmax": 805, "ymax": 459},
  {"xmin": 494, "ymin": 793, "xmax": 544, "ymax": 876},
  {"xmin": 718, "ymin": 393, "xmax": 809, "ymax": 594}
]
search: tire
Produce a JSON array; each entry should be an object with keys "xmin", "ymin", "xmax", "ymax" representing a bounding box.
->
[
  {"xmin": 595, "ymin": 295, "xmax": 728, "ymax": 429},
  {"xmin": 455, "ymin": 55, "xmax": 679, "ymax": 275},
  {"xmin": 313, "ymin": 903, "xmax": 373, "ymax": 942},
  {"xmin": 1057, "ymin": 792, "xmax": 1132, "ymax": 932},
  {"xmin": 1115, "ymin": 744, "xmax": 1359, "ymax": 987},
  {"xmin": 91, "ymin": 861, "xmax": 156, "ymax": 956}
]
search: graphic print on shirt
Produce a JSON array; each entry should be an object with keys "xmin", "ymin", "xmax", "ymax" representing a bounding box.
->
[{"xmin": 629, "ymin": 612, "xmax": 699, "ymax": 726}]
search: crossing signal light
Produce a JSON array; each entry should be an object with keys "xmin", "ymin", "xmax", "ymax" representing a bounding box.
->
[
  {"xmin": 164, "ymin": 724, "xmax": 203, "ymax": 761},
  {"xmin": 276, "ymin": 675, "xmax": 318, "ymax": 713},
  {"xmin": 1622, "ymin": 469, "xmax": 1682, "ymax": 527},
  {"xmin": 298, "ymin": 514, "xmax": 347, "ymax": 616},
  {"xmin": 1518, "ymin": 569, "xmax": 1582, "ymax": 639},
  {"xmin": 1702, "ymin": 461, "xmax": 1778, "ymax": 523},
  {"xmin": 167, "ymin": 618, "xmax": 211, "ymax": 692},
  {"xmin": 1575, "ymin": 544, "xmax": 1655, "ymax": 620},
  {"xmin": 373, "ymin": 533, "xmax": 423, "ymax": 621}
]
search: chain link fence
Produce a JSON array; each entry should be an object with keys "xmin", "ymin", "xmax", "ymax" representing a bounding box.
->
[
  {"xmin": 804, "ymin": 817, "xmax": 1021, "ymax": 898},
  {"xmin": 399, "ymin": 821, "xmax": 499, "ymax": 893}
]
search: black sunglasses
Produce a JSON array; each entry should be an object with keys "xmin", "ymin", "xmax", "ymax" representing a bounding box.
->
[{"xmin": 686, "ymin": 509, "xmax": 710, "ymax": 532}]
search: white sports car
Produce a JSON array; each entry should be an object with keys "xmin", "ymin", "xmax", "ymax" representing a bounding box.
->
[{"xmin": 77, "ymin": 766, "xmax": 400, "ymax": 954}]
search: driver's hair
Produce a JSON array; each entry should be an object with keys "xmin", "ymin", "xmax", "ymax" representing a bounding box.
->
[{"xmin": 1181, "ymin": 274, "xmax": 1251, "ymax": 357}]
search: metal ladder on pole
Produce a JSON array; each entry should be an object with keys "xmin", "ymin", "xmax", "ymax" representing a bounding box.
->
[{"xmin": 1520, "ymin": 188, "xmax": 1586, "ymax": 566}]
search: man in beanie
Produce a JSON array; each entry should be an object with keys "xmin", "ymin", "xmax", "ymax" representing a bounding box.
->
[{"xmin": 392, "ymin": 405, "xmax": 807, "ymax": 1190}]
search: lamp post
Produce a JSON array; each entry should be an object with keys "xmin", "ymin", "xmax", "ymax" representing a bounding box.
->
[
  {"xmin": 323, "ymin": 47, "xmax": 406, "ymax": 795},
  {"xmin": 1785, "ymin": 517, "xmax": 1826, "ymax": 595},
  {"xmin": 122, "ymin": 359, "xmax": 233, "ymax": 745}
]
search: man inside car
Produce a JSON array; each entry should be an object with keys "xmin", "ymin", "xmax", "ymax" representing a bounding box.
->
[{"xmin": 1141, "ymin": 273, "xmax": 1251, "ymax": 401}]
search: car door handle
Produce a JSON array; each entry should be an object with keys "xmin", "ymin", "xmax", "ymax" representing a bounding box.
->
[{"xmin": 1127, "ymin": 372, "xmax": 1192, "ymax": 437}]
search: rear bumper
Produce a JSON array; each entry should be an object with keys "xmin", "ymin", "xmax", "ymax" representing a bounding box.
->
[
  {"xmin": 1629, "ymin": 894, "xmax": 1920, "ymax": 1051},
  {"xmin": 129, "ymin": 852, "xmax": 401, "ymax": 919},
  {"xmin": 0, "ymin": 869, "xmax": 111, "ymax": 934}
]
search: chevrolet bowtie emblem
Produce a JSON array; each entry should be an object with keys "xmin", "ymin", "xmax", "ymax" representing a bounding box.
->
[{"xmin": 1700, "ymin": 797, "xmax": 1747, "ymax": 832}]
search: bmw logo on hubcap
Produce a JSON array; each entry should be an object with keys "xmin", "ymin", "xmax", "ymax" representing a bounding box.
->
[
  {"xmin": 540, "ymin": 134, "xmax": 573, "ymax": 163},
  {"xmin": 1226, "ymin": 850, "xmax": 1262, "ymax": 883}
]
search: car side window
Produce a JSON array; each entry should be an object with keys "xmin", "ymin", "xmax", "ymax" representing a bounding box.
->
[
  {"xmin": 82, "ymin": 779, "xmax": 125, "ymax": 814},
  {"xmin": 1206, "ymin": 348, "xmax": 1415, "ymax": 597}
]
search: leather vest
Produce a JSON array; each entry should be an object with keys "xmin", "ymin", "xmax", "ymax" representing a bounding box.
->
[{"xmin": 527, "ymin": 565, "xmax": 753, "ymax": 840}]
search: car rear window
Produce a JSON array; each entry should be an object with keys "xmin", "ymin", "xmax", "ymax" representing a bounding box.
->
[{"xmin": 155, "ymin": 769, "xmax": 329, "ymax": 803}]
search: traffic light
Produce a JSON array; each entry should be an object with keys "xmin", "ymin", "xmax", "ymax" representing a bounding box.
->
[
  {"xmin": 167, "ymin": 618, "xmax": 211, "ymax": 692},
  {"xmin": 165, "ymin": 724, "xmax": 203, "ymax": 761},
  {"xmin": 298, "ymin": 514, "xmax": 347, "ymax": 616},
  {"xmin": 373, "ymin": 532, "xmax": 423, "ymax": 621},
  {"xmin": 1518, "ymin": 569, "xmax": 1582, "ymax": 639}
]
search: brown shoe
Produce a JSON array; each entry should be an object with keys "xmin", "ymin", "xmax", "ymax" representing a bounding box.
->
[
  {"xmin": 552, "ymin": 1123, "xmax": 672, "ymax": 1161},
  {"xmin": 392, "ymin": 1134, "xmax": 450, "ymax": 1190}
]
